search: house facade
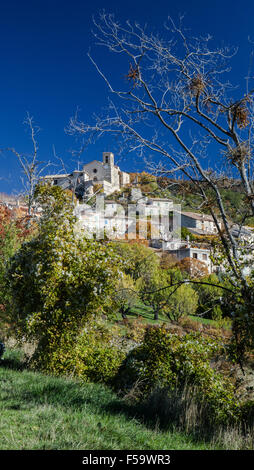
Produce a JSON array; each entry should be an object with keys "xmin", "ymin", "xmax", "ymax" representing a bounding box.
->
[{"xmin": 167, "ymin": 245, "xmax": 212, "ymax": 273}]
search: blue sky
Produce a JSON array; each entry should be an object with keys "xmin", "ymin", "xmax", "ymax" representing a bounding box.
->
[{"xmin": 0, "ymin": 0, "xmax": 254, "ymax": 194}]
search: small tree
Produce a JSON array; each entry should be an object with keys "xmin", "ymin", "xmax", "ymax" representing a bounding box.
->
[
  {"xmin": 194, "ymin": 273, "xmax": 224, "ymax": 320},
  {"xmin": 137, "ymin": 268, "xmax": 173, "ymax": 320},
  {"xmin": 166, "ymin": 283, "xmax": 198, "ymax": 322},
  {"xmin": 113, "ymin": 241, "xmax": 160, "ymax": 281},
  {"xmin": 177, "ymin": 257, "xmax": 209, "ymax": 278},
  {"xmin": 113, "ymin": 274, "xmax": 139, "ymax": 319},
  {"xmin": 6, "ymin": 114, "xmax": 51, "ymax": 216},
  {"xmin": 6, "ymin": 184, "xmax": 121, "ymax": 370}
]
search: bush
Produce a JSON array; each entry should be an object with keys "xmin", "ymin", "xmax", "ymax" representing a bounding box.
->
[
  {"xmin": 239, "ymin": 400, "xmax": 254, "ymax": 427},
  {"xmin": 47, "ymin": 318, "xmax": 125, "ymax": 384},
  {"xmin": 74, "ymin": 320, "xmax": 125, "ymax": 384},
  {"xmin": 114, "ymin": 326, "xmax": 239, "ymax": 425},
  {"xmin": 123, "ymin": 316, "xmax": 147, "ymax": 343}
]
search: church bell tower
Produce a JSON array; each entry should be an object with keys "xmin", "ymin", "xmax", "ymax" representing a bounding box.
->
[{"xmin": 103, "ymin": 152, "xmax": 114, "ymax": 167}]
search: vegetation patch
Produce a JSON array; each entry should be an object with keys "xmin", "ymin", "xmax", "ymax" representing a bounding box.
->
[{"xmin": 114, "ymin": 326, "xmax": 240, "ymax": 428}]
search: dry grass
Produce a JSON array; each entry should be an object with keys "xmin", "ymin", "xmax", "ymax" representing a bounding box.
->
[{"xmin": 139, "ymin": 385, "xmax": 254, "ymax": 450}]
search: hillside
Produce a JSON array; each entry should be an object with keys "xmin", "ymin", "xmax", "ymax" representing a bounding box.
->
[{"xmin": 107, "ymin": 174, "xmax": 253, "ymax": 226}]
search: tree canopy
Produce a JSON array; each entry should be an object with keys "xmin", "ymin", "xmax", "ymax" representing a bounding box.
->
[{"xmin": 6, "ymin": 185, "xmax": 121, "ymax": 369}]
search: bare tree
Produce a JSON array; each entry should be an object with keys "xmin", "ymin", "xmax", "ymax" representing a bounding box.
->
[
  {"xmin": 67, "ymin": 13, "xmax": 254, "ymax": 361},
  {"xmin": 7, "ymin": 113, "xmax": 51, "ymax": 216}
]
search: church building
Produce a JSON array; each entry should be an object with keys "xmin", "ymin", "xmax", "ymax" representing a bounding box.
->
[{"xmin": 43, "ymin": 152, "xmax": 130, "ymax": 197}]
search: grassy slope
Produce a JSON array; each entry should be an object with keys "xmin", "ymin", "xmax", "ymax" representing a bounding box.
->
[
  {"xmin": 0, "ymin": 362, "xmax": 215, "ymax": 451},
  {"xmin": 118, "ymin": 301, "xmax": 227, "ymax": 328}
]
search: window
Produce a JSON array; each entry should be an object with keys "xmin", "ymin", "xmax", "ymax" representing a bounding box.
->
[
  {"xmin": 193, "ymin": 253, "xmax": 198, "ymax": 259},
  {"xmin": 53, "ymin": 179, "xmax": 58, "ymax": 185},
  {"xmin": 202, "ymin": 253, "xmax": 207, "ymax": 260},
  {"xmin": 105, "ymin": 156, "xmax": 109, "ymax": 163},
  {"xmin": 93, "ymin": 177, "xmax": 98, "ymax": 182},
  {"xmin": 93, "ymin": 168, "xmax": 97, "ymax": 173}
]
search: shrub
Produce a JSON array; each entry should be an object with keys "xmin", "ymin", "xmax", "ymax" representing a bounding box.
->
[
  {"xmin": 48, "ymin": 318, "xmax": 125, "ymax": 384},
  {"xmin": 181, "ymin": 227, "xmax": 195, "ymax": 241},
  {"xmin": 239, "ymin": 400, "xmax": 254, "ymax": 427},
  {"xmin": 74, "ymin": 320, "xmax": 125, "ymax": 384},
  {"xmin": 123, "ymin": 316, "xmax": 147, "ymax": 343},
  {"xmin": 114, "ymin": 326, "xmax": 239, "ymax": 424}
]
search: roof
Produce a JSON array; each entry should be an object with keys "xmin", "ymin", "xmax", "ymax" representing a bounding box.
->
[
  {"xmin": 187, "ymin": 227, "xmax": 217, "ymax": 236},
  {"xmin": 43, "ymin": 173, "xmax": 70, "ymax": 179},
  {"xmin": 181, "ymin": 211, "xmax": 214, "ymax": 221},
  {"xmin": 168, "ymin": 245, "xmax": 210, "ymax": 253},
  {"xmin": 148, "ymin": 198, "xmax": 172, "ymax": 202},
  {"xmin": 105, "ymin": 200, "xmax": 119, "ymax": 204},
  {"xmin": 230, "ymin": 224, "xmax": 254, "ymax": 238},
  {"xmin": 83, "ymin": 160, "xmax": 103, "ymax": 168}
]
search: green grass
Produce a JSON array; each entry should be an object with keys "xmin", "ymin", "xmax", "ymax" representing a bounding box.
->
[
  {"xmin": 188, "ymin": 315, "xmax": 216, "ymax": 326},
  {"xmin": 0, "ymin": 357, "xmax": 216, "ymax": 450},
  {"xmin": 115, "ymin": 301, "xmax": 228, "ymax": 330},
  {"xmin": 127, "ymin": 302, "xmax": 171, "ymax": 324}
]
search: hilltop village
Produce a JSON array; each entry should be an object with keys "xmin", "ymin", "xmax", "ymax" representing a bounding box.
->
[{"xmin": 1, "ymin": 151, "xmax": 254, "ymax": 276}]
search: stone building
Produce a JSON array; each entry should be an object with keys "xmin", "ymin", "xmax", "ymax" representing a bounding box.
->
[
  {"xmin": 43, "ymin": 152, "xmax": 130, "ymax": 197},
  {"xmin": 180, "ymin": 211, "xmax": 220, "ymax": 235},
  {"xmin": 166, "ymin": 244, "xmax": 212, "ymax": 273}
]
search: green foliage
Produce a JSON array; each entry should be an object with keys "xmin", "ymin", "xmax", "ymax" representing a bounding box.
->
[
  {"xmin": 47, "ymin": 318, "xmax": 125, "ymax": 384},
  {"xmin": 219, "ymin": 189, "xmax": 249, "ymax": 224},
  {"xmin": 136, "ymin": 268, "xmax": 172, "ymax": 320},
  {"xmin": 210, "ymin": 241, "xmax": 254, "ymax": 361},
  {"xmin": 112, "ymin": 274, "xmax": 140, "ymax": 319},
  {"xmin": 137, "ymin": 267, "xmax": 197, "ymax": 322},
  {"xmin": 166, "ymin": 283, "xmax": 199, "ymax": 321},
  {"xmin": 0, "ymin": 216, "xmax": 19, "ymax": 310},
  {"xmin": 0, "ymin": 207, "xmax": 34, "ymax": 328},
  {"xmin": 193, "ymin": 274, "xmax": 224, "ymax": 320},
  {"xmin": 181, "ymin": 226, "xmax": 195, "ymax": 241},
  {"xmin": 74, "ymin": 319, "xmax": 125, "ymax": 384},
  {"xmin": 6, "ymin": 185, "xmax": 121, "ymax": 370},
  {"xmin": 114, "ymin": 326, "xmax": 239, "ymax": 424},
  {"xmin": 113, "ymin": 242, "xmax": 159, "ymax": 281}
]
